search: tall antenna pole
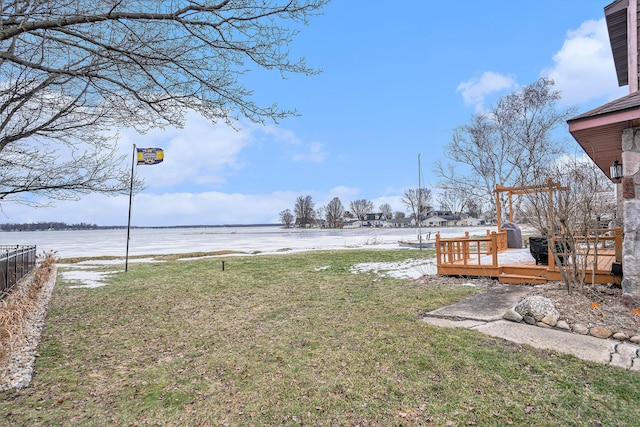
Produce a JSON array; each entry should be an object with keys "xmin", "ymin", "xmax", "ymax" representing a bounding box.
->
[{"xmin": 418, "ymin": 154, "xmax": 422, "ymax": 250}]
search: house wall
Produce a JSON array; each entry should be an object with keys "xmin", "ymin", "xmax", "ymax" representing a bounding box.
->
[{"xmin": 621, "ymin": 128, "xmax": 640, "ymax": 295}]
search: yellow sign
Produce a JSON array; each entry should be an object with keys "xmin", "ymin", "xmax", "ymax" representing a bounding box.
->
[{"xmin": 136, "ymin": 148, "xmax": 164, "ymax": 165}]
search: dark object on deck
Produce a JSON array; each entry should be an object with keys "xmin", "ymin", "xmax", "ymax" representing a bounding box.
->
[
  {"xmin": 529, "ymin": 237, "xmax": 568, "ymax": 266},
  {"xmin": 529, "ymin": 237, "xmax": 549, "ymax": 265},
  {"xmin": 611, "ymin": 262, "xmax": 623, "ymax": 277},
  {"xmin": 503, "ymin": 222, "xmax": 522, "ymax": 249}
]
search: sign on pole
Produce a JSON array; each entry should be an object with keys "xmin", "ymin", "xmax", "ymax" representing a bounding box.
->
[
  {"xmin": 136, "ymin": 147, "xmax": 164, "ymax": 165},
  {"xmin": 126, "ymin": 145, "xmax": 164, "ymax": 271}
]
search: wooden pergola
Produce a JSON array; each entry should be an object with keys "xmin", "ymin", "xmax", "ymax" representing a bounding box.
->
[{"xmin": 495, "ymin": 178, "xmax": 567, "ymax": 233}]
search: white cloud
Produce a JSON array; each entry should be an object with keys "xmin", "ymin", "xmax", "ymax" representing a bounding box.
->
[
  {"xmin": 456, "ymin": 71, "xmax": 518, "ymax": 112},
  {"xmin": 290, "ymin": 141, "xmax": 327, "ymax": 163},
  {"xmin": 542, "ymin": 18, "xmax": 627, "ymax": 105},
  {"xmin": 121, "ymin": 112, "xmax": 254, "ymax": 190},
  {"xmin": 260, "ymin": 124, "xmax": 327, "ymax": 163}
]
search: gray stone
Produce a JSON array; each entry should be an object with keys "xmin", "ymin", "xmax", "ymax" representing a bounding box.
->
[
  {"xmin": 523, "ymin": 315, "xmax": 536, "ymax": 325},
  {"xmin": 610, "ymin": 343, "xmax": 640, "ymax": 369},
  {"xmin": 613, "ymin": 332, "xmax": 628, "ymax": 341},
  {"xmin": 572, "ymin": 323, "xmax": 589, "ymax": 335},
  {"xmin": 556, "ymin": 320, "xmax": 571, "ymax": 330},
  {"xmin": 590, "ymin": 326, "xmax": 613, "ymax": 339},
  {"xmin": 623, "ymin": 127, "xmax": 640, "ymax": 152},
  {"xmin": 537, "ymin": 322, "xmax": 552, "ymax": 329},
  {"xmin": 503, "ymin": 308, "xmax": 523, "ymax": 323},
  {"xmin": 514, "ymin": 296, "xmax": 559, "ymax": 321},
  {"xmin": 622, "ymin": 200, "xmax": 640, "ymax": 296},
  {"xmin": 622, "ymin": 278, "xmax": 640, "ymax": 296},
  {"xmin": 622, "ymin": 150, "xmax": 640, "ymax": 176}
]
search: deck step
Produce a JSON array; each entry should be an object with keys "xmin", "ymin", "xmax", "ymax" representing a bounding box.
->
[{"xmin": 498, "ymin": 274, "xmax": 547, "ymax": 285}]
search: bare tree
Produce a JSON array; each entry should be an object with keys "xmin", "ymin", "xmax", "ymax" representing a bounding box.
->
[
  {"xmin": 0, "ymin": 0, "xmax": 328, "ymax": 205},
  {"xmin": 436, "ymin": 187, "xmax": 472, "ymax": 225},
  {"xmin": 440, "ymin": 78, "xmax": 574, "ymax": 217},
  {"xmin": 349, "ymin": 199, "xmax": 373, "ymax": 220},
  {"xmin": 379, "ymin": 203, "xmax": 393, "ymax": 220},
  {"xmin": 394, "ymin": 211, "xmax": 406, "ymax": 219},
  {"xmin": 279, "ymin": 209, "xmax": 294, "ymax": 228},
  {"xmin": 294, "ymin": 195, "xmax": 315, "ymax": 228},
  {"xmin": 401, "ymin": 188, "xmax": 432, "ymax": 224},
  {"xmin": 519, "ymin": 156, "xmax": 616, "ymax": 293},
  {"xmin": 466, "ymin": 199, "xmax": 483, "ymax": 220},
  {"xmin": 324, "ymin": 197, "xmax": 344, "ymax": 228}
]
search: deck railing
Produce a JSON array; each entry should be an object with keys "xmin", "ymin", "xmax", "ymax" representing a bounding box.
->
[
  {"xmin": 436, "ymin": 230, "xmax": 507, "ymax": 267},
  {"xmin": 436, "ymin": 227, "xmax": 623, "ymax": 273},
  {"xmin": 547, "ymin": 227, "xmax": 623, "ymax": 271},
  {"xmin": 0, "ymin": 245, "xmax": 37, "ymax": 298}
]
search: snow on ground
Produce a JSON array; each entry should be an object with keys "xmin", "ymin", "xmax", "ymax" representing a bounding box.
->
[
  {"xmin": 60, "ymin": 268, "xmax": 117, "ymax": 289},
  {"xmin": 350, "ymin": 258, "xmax": 437, "ymax": 280}
]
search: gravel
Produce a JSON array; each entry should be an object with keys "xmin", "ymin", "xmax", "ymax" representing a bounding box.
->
[{"xmin": 0, "ymin": 265, "xmax": 57, "ymax": 392}]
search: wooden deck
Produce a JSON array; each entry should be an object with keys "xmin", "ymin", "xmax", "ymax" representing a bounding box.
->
[{"xmin": 435, "ymin": 228, "xmax": 623, "ymax": 285}]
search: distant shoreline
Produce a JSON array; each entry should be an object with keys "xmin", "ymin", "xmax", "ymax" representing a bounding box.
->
[{"xmin": 1, "ymin": 223, "xmax": 283, "ymax": 232}]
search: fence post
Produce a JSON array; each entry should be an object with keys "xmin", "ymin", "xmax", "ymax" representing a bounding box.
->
[
  {"xmin": 614, "ymin": 227, "xmax": 623, "ymax": 263},
  {"xmin": 491, "ymin": 232, "xmax": 498, "ymax": 267}
]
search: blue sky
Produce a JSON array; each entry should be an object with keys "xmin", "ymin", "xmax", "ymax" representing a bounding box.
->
[{"xmin": 1, "ymin": 1, "xmax": 629, "ymax": 226}]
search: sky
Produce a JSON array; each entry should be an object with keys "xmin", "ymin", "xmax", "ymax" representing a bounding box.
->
[{"xmin": 0, "ymin": 1, "xmax": 630, "ymax": 227}]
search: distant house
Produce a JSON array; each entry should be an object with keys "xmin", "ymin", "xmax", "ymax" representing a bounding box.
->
[
  {"xmin": 423, "ymin": 210, "xmax": 455, "ymax": 227},
  {"xmin": 423, "ymin": 215, "xmax": 450, "ymax": 227},
  {"xmin": 458, "ymin": 216, "xmax": 484, "ymax": 226},
  {"xmin": 361, "ymin": 213, "xmax": 388, "ymax": 227},
  {"xmin": 389, "ymin": 217, "xmax": 413, "ymax": 228}
]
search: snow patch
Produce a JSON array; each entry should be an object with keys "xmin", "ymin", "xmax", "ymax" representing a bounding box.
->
[
  {"xmin": 60, "ymin": 269, "xmax": 116, "ymax": 289},
  {"xmin": 350, "ymin": 258, "xmax": 437, "ymax": 280}
]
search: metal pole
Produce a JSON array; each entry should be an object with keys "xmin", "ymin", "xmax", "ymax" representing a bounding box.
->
[
  {"xmin": 418, "ymin": 154, "xmax": 422, "ymax": 250},
  {"xmin": 125, "ymin": 144, "xmax": 136, "ymax": 272}
]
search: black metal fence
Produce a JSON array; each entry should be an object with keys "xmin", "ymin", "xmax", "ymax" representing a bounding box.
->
[{"xmin": 0, "ymin": 245, "xmax": 37, "ymax": 298}]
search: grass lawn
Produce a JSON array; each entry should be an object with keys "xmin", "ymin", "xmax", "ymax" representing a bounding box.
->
[{"xmin": 2, "ymin": 249, "xmax": 639, "ymax": 426}]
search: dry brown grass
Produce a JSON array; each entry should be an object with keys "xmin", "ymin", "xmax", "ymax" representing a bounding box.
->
[{"xmin": 0, "ymin": 252, "xmax": 57, "ymax": 364}]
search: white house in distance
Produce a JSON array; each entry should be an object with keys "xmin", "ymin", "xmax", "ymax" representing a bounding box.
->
[
  {"xmin": 420, "ymin": 210, "xmax": 485, "ymax": 227},
  {"xmin": 361, "ymin": 213, "xmax": 388, "ymax": 227}
]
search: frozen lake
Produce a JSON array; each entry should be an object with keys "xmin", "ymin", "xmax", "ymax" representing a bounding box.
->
[{"xmin": 0, "ymin": 225, "xmax": 497, "ymax": 259}]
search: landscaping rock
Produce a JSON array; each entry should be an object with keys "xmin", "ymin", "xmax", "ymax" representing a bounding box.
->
[
  {"xmin": 514, "ymin": 296, "xmax": 559, "ymax": 322},
  {"xmin": 590, "ymin": 326, "xmax": 613, "ymax": 339},
  {"xmin": 556, "ymin": 320, "xmax": 570, "ymax": 330},
  {"xmin": 540, "ymin": 313, "xmax": 559, "ymax": 327},
  {"xmin": 630, "ymin": 335, "xmax": 640, "ymax": 344},
  {"xmin": 572, "ymin": 323, "xmax": 589, "ymax": 335},
  {"xmin": 523, "ymin": 315, "xmax": 537, "ymax": 325},
  {"xmin": 613, "ymin": 332, "xmax": 628, "ymax": 341},
  {"xmin": 503, "ymin": 309, "xmax": 523, "ymax": 323}
]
